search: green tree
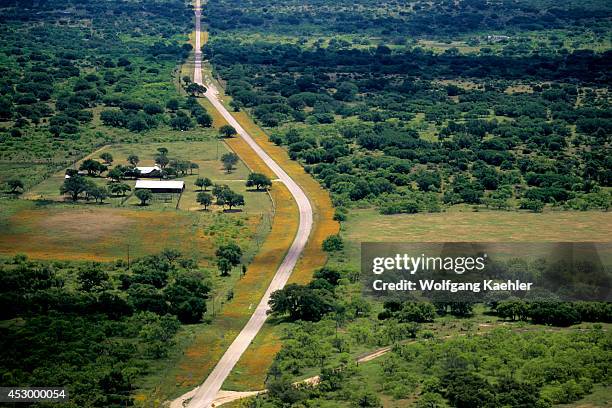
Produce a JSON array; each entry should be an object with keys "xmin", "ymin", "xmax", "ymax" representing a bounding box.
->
[
  {"xmin": 155, "ymin": 155, "xmax": 170, "ymax": 169},
  {"xmin": 353, "ymin": 391, "xmax": 381, "ymax": 407},
  {"xmin": 398, "ymin": 302, "xmax": 436, "ymax": 323},
  {"xmin": 196, "ymin": 112, "xmax": 213, "ymax": 127},
  {"xmin": 135, "ymin": 189, "xmax": 153, "ymax": 205},
  {"xmin": 216, "ymin": 242, "xmax": 243, "ymax": 267},
  {"xmin": 217, "ymin": 190, "xmax": 245, "ymax": 210},
  {"xmin": 496, "ymin": 299, "xmax": 529, "ymax": 321},
  {"xmin": 313, "ymin": 267, "xmax": 342, "ymax": 286},
  {"xmin": 164, "ymin": 276, "xmax": 209, "ymax": 323},
  {"xmin": 219, "ymin": 124, "xmax": 237, "ymax": 138},
  {"xmin": 166, "ymin": 99, "xmax": 180, "ymax": 111},
  {"xmin": 189, "ymin": 162, "xmax": 200, "ymax": 175},
  {"xmin": 415, "ymin": 393, "xmax": 449, "ymax": 408},
  {"xmin": 138, "ymin": 314, "xmax": 180, "ymax": 357},
  {"xmin": 268, "ymin": 284, "xmax": 336, "ymax": 321},
  {"xmin": 107, "ymin": 167, "xmax": 124, "ymax": 182},
  {"xmin": 99, "ymin": 152, "xmax": 114, "ymax": 165},
  {"xmin": 77, "ymin": 263, "xmax": 110, "ymax": 292},
  {"xmin": 89, "ymin": 185, "xmax": 108, "ymax": 203},
  {"xmin": 197, "ymin": 192, "xmax": 212, "ymax": 210},
  {"xmin": 246, "ymin": 172, "xmax": 272, "ymax": 190},
  {"xmin": 127, "ymin": 154, "xmax": 140, "ymax": 166},
  {"xmin": 60, "ymin": 175, "xmax": 88, "ymax": 201},
  {"xmin": 185, "ymin": 82, "xmax": 207, "ymax": 96},
  {"xmin": 7, "ymin": 179, "xmax": 24, "ymax": 193},
  {"xmin": 108, "ymin": 182, "xmax": 131, "ymax": 196},
  {"xmin": 520, "ymin": 198, "xmax": 544, "ymax": 213},
  {"xmin": 170, "ymin": 114, "xmax": 194, "ymax": 130},
  {"xmin": 79, "ymin": 159, "xmax": 107, "ymax": 176},
  {"xmin": 221, "ymin": 152, "xmax": 239, "ymax": 173},
  {"xmin": 195, "ymin": 177, "xmax": 212, "ymax": 191},
  {"xmin": 217, "ymin": 257, "xmax": 233, "ymax": 276},
  {"xmin": 334, "ymin": 81, "xmax": 358, "ymax": 101},
  {"xmin": 323, "ymin": 235, "xmax": 344, "ymax": 252},
  {"xmin": 230, "ymin": 99, "xmax": 241, "ymax": 112}
]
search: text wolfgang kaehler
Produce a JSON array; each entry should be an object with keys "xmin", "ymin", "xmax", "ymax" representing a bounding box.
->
[
  {"xmin": 371, "ymin": 253, "xmax": 533, "ymax": 293},
  {"xmin": 372, "ymin": 279, "xmax": 533, "ymax": 293}
]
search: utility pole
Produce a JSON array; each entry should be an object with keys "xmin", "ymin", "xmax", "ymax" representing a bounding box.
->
[{"xmin": 127, "ymin": 244, "xmax": 130, "ymax": 270}]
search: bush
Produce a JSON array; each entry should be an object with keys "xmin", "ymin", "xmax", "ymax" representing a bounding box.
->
[{"xmin": 322, "ymin": 235, "xmax": 344, "ymax": 252}]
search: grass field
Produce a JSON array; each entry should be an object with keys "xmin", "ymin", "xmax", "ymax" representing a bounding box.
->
[
  {"xmin": 328, "ymin": 207, "xmax": 612, "ymax": 273},
  {"xmin": 0, "ymin": 198, "xmax": 263, "ymax": 264},
  {"xmin": 343, "ymin": 207, "xmax": 612, "ymax": 242}
]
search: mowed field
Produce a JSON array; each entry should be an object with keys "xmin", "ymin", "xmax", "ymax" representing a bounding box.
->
[
  {"xmin": 345, "ymin": 208, "xmax": 612, "ymax": 242},
  {"xmin": 329, "ymin": 207, "xmax": 612, "ymax": 273},
  {"xmin": 0, "ymin": 199, "xmax": 262, "ymax": 264}
]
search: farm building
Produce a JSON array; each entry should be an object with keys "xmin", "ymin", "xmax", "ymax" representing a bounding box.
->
[
  {"xmin": 135, "ymin": 165, "xmax": 162, "ymax": 178},
  {"xmin": 64, "ymin": 169, "xmax": 88, "ymax": 179},
  {"xmin": 135, "ymin": 180, "xmax": 185, "ymax": 193}
]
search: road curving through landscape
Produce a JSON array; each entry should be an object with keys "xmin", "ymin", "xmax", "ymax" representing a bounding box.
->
[{"xmin": 183, "ymin": 0, "xmax": 314, "ymax": 406}]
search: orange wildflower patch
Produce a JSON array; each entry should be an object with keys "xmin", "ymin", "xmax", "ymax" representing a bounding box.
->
[{"xmin": 222, "ymin": 323, "xmax": 283, "ymax": 391}]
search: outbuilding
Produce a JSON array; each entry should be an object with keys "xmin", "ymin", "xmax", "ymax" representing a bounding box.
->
[
  {"xmin": 135, "ymin": 165, "xmax": 162, "ymax": 178},
  {"xmin": 134, "ymin": 180, "xmax": 185, "ymax": 194}
]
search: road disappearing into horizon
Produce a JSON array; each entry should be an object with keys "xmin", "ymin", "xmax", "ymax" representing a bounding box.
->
[{"xmin": 184, "ymin": 1, "xmax": 314, "ymax": 407}]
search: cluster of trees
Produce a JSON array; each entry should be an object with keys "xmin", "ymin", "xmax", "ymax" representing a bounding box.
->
[
  {"xmin": 61, "ymin": 174, "xmax": 109, "ymax": 203},
  {"xmin": 119, "ymin": 251, "xmax": 211, "ymax": 324},
  {"xmin": 207, "ymin": 0, "xmax": 611, "ymax": 38},
  {"xmin": 0, "ymin": 250, "xmax": 209, "ymax": 405},
  {"xmin": 100, "ymin": 96, "xmax": 213, "ymax": 133},
  {"xmin": 386, "ymin": 328, "xmax": 610, "ymax": 407},
  {"xmin": 376, "ymin": 298, "xmax": 612, "ymax": 327},
  {"xmin": 201, "ymin": 16, "xmax": 610, "ymax": 214},
  {"xmin": 268, "ymin": 267, "xmax": 349, "ymax": 322},
  {"xmin": 194, "ymin": 172, "xmax": 270, "ymax": 211},
  {"xmin": 495, "ymin": 299, "xmax": 611, "ymax": 326},
  {"xmin": 59, "ymin": 147, "xmax": 205, "ymax": 203},
  {"xmin": 211, "ymin": 184, "xmax": 245, "ymax": 210},
  {"xmin": 252, "ymin": 322, "xmax": 609, "ymax": 408},
  {"xmin": 267, "ymin": 107, "xmax": 609, "ymax": 212},
  {"xmin": 0, "ymin": 0, "xmax": 198, "ymax": 188}
]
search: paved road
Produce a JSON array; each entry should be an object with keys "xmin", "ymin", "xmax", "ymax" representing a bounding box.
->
[{"xmin": 185, "ymin": 1, "xmax": 314, "ymax": 407}]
